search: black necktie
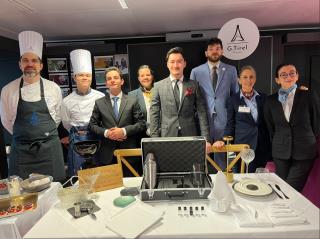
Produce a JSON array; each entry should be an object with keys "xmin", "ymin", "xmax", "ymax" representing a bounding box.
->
[
  {"xmin": 173, "ymin": 79, "xmax": 180, "ymax": 109},
  {"xmin": 212, "ymin": 66, "xmax": 218, "ymax": 92}
]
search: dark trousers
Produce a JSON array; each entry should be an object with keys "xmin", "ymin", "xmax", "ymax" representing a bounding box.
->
[{"xmin": 274, "ymin": 157, "xmax": 315, "ymax": 192}]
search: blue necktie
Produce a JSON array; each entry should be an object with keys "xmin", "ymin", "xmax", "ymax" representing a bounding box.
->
[{"xmin": 113, "ymin": 97, "xmax": 119, "ymax": 119}]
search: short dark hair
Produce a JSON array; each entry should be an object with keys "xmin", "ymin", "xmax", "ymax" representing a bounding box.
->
[
  {"xmin": 206, "ymin": 37, "xmax": 223, "ymax": 49},
  {"xmin": 165, "ymin": 47, "xmax": 186, "ymax": 62},
  {"xmin": 275, "ymin": 63, "xmax": 297, "ymax": 78},
  {"xmin": 105, "ymin": 66, "xmax": 123, "ymax": 79}
]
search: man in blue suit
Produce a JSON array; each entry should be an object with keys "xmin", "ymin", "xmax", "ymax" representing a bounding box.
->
[{"xmin": 190, "ymin": 38, "xmax": 239, "ymax": 169}]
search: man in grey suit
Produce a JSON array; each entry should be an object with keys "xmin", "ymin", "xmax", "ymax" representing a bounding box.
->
[
  {"xmin": 89, "ymin": 67, "xmax": 146, "ymax": 167},
  {"xmin": 190, "ymin": 38, "xmax": 239, "ymax": 168},
  {"xmin": 150, "ymin": 47, "xmax": 212, "ymax": 153}
]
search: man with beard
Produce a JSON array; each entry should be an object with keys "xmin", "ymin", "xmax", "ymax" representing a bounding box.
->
[
  {"xmin": 0, "ymin": 31, "xmax": 65, "ymax": 181},
  {"xmin": 61, "ymin": 49, "xmax": 104, "ymax": 176},
  {"xmin": 190, "ymin": 38, "xmax": 238, "ymax": 169}
]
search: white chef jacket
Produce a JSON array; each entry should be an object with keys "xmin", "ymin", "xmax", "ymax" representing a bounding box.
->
[
  {"xmin": 61, "ymin": 89, "xmax": 104, "ymax": 131},
  {"xmin": 0, "ymin": 77, "xmax": 63, "ymax": 134}
]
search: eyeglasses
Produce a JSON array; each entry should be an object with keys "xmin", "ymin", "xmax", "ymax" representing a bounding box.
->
[{"xmin": 279, "ymin": 71, "xmax": 297, "ymax": 79}]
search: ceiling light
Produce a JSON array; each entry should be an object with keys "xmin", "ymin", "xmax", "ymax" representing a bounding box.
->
[{"xmin": 118, "ymin": 0, "xmax": 128, "ymax": 9}]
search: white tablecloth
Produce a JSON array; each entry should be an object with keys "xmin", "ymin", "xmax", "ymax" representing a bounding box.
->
[
  {"xmin": 24, "ymin": 174, "xmax": 320, "ymax": 239},
  {"xmin": 0, "ymin": 182, "xmax": 61, "ymax": 239}
]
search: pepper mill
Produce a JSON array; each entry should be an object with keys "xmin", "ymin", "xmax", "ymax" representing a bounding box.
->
[{"xmin": 223, "ymin": 136, "xmax": 234, "ymax": 183}]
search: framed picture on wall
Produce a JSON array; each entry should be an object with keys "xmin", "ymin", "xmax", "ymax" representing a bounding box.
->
[
  {"xmin": 114, "ymin": 54, "xmax": 128, "ymax": 74},
  {"xmin": 49, "ymin": 73, "xmax": 69, "ymax": 87},
  {"xmin": 95, "ymin": 71, "xmax": 106, "ymax": 85},
  {"xmin": 47, "ymin": 58, "xmax": 68, "ymax": 72},
  {"xmin": 61, "ymin": 87, "xmax": 70, "ymax": 98},
  {"xmin": 94, "ymin": 56, "xmax": 113, "ymax": 70},
  {"xmin": 71, "ymin": 76, "xmax": 77, "ymax": 87}
]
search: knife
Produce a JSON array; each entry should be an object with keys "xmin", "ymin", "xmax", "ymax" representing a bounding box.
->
[
  {"xmin": 275, "ymin": 184, "xmax": 290, "ymax": 199},
  {"xmin": 268, "ymin": 183, "xmax": 283, "ymax": 199}
]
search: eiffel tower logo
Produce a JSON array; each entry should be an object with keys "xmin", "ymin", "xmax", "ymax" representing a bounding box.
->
[{"xmin": 231, "ymin": 25, "xmax": 245, "ymax": 42}]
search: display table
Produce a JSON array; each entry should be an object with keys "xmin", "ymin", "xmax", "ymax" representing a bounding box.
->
[
  {"xmin": 0, "ymin": 182, "xmax": 61, "ymax": 239},
  {"xmin": 24, "ymin": 174, "xmax": 319, "ymax": 239}
]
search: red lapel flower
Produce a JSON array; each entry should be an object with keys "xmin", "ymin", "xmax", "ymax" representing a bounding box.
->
[{"xmin": 185, "ymin": 87, "xmax": 193, "ymax": 97}]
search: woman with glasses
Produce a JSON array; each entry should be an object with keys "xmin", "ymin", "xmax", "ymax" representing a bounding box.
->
[
  {"xmin": 264, "ymin": 63, "xmax": 319, "ymax": 191},
  {"xmin": 213, "ymin": 65, "xmax": 271, "ymax": 172}
]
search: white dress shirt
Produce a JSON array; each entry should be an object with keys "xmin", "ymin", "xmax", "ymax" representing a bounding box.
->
[
  {"xmin": 0, "ymin": 77, "xmax": 62, "ymax": 134},
  {"xmin": 282, "ymin": 88, "xmax": 296, "ymax": 122},
  {"xmin": 61, "ymin": 89, "xmax": 104, "ymax": 131},
  {"xmin": 208, "ymin": 61, "xmax": 221, "ymax": 78},
  {"xmin": 103, "ymin": 91, "xmax": 126, "ymax": 137},
  {"xmin": 169, "ymin": 75, "xmax": 184, "ymax": 101}
]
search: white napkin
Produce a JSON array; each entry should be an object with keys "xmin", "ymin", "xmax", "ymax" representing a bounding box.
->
[
  {"xmin": 268, "ymin": 204, "xmax": 307, "ymax": 225},
  {"xmin": 208, "ymin": 171, "xmax": 235, "ymax": 212},
  {"xmin": 105, "ymin": 201, "xmax": 163, "ymax": 239},
  {"xmin": 233, "ymin": 205, "xmax": 273, "ymax": 227}
]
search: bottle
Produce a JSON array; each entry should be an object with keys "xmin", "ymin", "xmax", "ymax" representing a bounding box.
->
[{"xmin": 143, "ymin": 152, "xmax": 157, "ymax": 199}]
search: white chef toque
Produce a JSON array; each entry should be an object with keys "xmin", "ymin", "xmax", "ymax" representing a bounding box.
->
[
  {"xmin": 18, "ymin": 31, "xmax": 43, "ymax": 59},
  {"xmin": 70, "ymin": 49, "xmax": 92, "ymax": 75}
]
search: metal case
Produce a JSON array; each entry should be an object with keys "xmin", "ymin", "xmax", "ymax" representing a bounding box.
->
[{"xmin": 140, "ymin": 136, "xmax": 212, "ymax": 201}]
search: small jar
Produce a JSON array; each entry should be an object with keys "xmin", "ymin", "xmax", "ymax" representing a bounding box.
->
[
  {"xmin": 8, "ymin": 175, "xmax": 21, "ymax": 196},
  {"xmin": 0, "ymin": 179, "xmax": 9, "ymax": 195}
]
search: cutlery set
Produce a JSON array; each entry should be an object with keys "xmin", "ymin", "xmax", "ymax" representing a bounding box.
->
[{"xmin": 268, "ymin": 184, "xmax": 290, "ymax": 199}]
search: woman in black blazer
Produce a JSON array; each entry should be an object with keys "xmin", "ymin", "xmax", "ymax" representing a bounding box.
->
[
  {"xmin": 264, "ymin": 63, "xmax": 319, "ymax": 191},
  {"xmin": 213, "ymin": 65, "xmax": 271, "ymax": 172}
]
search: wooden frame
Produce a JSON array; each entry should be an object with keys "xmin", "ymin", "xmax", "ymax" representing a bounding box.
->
[{"xmin": 113, "ymin": 144, "xmax": 250, "ymax": 177}]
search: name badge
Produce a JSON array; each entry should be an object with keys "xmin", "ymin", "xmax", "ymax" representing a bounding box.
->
[{"xmin": 238, "ymin": 106, "xmax": 251, "ymax": 113}]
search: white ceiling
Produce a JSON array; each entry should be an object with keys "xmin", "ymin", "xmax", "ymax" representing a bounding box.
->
[{"xmin": 0, "ymin": 0, "xmax": 319, "ymax": 41}]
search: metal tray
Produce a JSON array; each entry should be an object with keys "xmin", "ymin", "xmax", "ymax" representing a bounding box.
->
[{"xmin": 0, "ymin": 193, "xmax": 38, "ymax": 218}]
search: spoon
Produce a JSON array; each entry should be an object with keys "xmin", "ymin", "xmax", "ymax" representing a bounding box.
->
[{"xmin": 275, "ymin": 184, "xmax": 289, "ymax": 199}]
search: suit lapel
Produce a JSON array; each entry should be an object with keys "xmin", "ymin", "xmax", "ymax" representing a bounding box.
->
[
  {"xmin": 118, "ymin": 94, "xmax": 128, "ymax": 122},
  {"xmin": 289, "ymin": 89, "xmax": 301, "ymax": 122},
  {"xmin": 216, "ymin": 63, "xmax": 226, "ymax": 91},
  {"xmin": 104, "ymin": 94, "xmax": 118, "ymax": 123},
  {"xmin": 274, "ymin": 93, "xmax": 287, "ymax": 122},
  {"xmin": 179, "ymin": 79, "xmax": 189, "ymax": 112},
  {"xmin": 164, "ymin": 78, "xmax": 178, "ymax": 110},
  {"xmin": 137, "ymin": 89, "xmax": 147, "ymax": 113},
  {"xmin": 255, "ymin": 94, "xmax": 263, "ymax": 124}
]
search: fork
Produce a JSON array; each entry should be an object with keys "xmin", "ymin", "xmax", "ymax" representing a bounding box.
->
[{"xmin": 268, "ymin": 183, "xmax": 283, "ymax": 199}]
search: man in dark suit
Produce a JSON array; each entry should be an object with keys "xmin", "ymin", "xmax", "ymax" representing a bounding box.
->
[
  {"xmin": 264, "ymin": 63, "xmax": 319, "ymax": 191},
  {"xmin": 149, "ymin": 47, "xmax": 211, "ymax": 153},
  {"xmin": 89, "ymin": 67, "xmax": 146, "ymax": 167}
]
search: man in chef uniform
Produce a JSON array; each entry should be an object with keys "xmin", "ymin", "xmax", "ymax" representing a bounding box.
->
[
  {"xmin": 61, "ymin": 49, "xmax": 104, "ymax": 176},
  {"xmin": 0, "ymin": 31, "xmax": 66, "ymax": 181}
]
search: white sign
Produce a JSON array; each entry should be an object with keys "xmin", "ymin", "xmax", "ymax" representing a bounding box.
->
[{"xmin": 218, "ymin": 18, "xmax": 260, "ymax": 60}]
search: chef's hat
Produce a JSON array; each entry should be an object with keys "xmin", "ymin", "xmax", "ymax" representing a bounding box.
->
[
  {"xmin": 70, "ymin": 49, "xmax": 92, "ymax": 75},
  {"xmin": 18, "ymin": 31, "xmax": 43, "ymax": 59}
]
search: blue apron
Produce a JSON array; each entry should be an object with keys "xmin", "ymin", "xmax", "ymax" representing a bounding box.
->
[
  {"xmin": 68, "ymin": 126, "xmax": 100, "ymax": 176},
  {"xmin": 9, "ymin": 78, "xmax": 65, "ymax": 181}
]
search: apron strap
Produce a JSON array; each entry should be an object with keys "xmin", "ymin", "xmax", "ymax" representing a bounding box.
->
[{"xmin": 19, "ymin": 78, "xmax": 45, "ymax": 99}]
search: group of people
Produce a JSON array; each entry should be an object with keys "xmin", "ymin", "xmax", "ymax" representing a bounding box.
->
[{"xmin": 0, "ymin": 30, "xmax": 318, "ymax": 192}]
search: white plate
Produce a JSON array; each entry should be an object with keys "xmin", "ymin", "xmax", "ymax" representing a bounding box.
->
[{"xmin": 233, "ymin": 178, "xmax": 273, "ymax": 197}]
